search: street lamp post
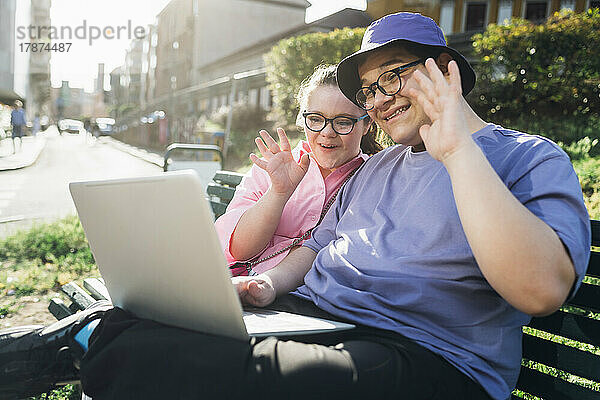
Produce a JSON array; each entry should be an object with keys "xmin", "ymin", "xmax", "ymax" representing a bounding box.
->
[
  {"xmin": 169, "ymin": 75, "xmax": 177, "ymax": 143},
  {"xmin": 223, "ymin": 76, "xmax": 237, "ymax": 159}
]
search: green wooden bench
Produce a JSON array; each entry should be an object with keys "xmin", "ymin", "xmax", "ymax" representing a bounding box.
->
[
  {"xmin": 513, "ymin": 219, "xmax": 600, "ymax": 400},
  {"xmin": 48, "ymin": 173, "xmax": 599, "ymax": 399},
  {"xmin": 206, "ymin": 170, "xmax": 244, "ymax": 219}
]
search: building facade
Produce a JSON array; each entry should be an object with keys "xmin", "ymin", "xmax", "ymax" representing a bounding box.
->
[
  {"xmin": 28, "ymin": 0, "xmax": 52, "ymax": 119},
  {"xmin": 109, "ymin": 0, "xmax": 599, "ymax": 152},
  {"xmin": 366, "ymin": 0, "xmax": 597, "ymax": 35},
  {"xmin": 0, "ymin": 0, "xmax": 52, "ymax": 121}
]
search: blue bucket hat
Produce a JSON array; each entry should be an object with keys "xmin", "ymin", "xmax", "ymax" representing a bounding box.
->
[{"xmin": 337, "ymin": 12, "xmax": 476, "ymax": 106}]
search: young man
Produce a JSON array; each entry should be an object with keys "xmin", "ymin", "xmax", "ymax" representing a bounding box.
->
[
  {"xmin": 0, "ymin": 12, "xmax": 590, "ymax": 400},
  {"xmin": 10, "ymin": 100, "xmax": 26, "ymax": 153}
]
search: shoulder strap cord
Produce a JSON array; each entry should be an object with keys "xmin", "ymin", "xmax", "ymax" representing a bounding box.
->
[{"xmin": 239, "ymin": 162, "xmax": 364, "ymax": 276}]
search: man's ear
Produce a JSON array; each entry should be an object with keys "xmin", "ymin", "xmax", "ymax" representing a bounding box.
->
[{"xmin": 436, "ymin": 53, "xmax": 453, "ymax": 75}]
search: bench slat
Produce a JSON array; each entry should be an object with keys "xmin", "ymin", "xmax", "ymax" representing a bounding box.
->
[
  {"xmin": 206, "ymin": 183, "xmax": 236, "ymax": 202},
  {"xmin": 515, "ymin": 366, "xmax": 600, "ymax": 400},
  {"xmin": 48, "ymin": 298, "xmax": 74, "ymax": 320},
  {"xmin": 528, "ymin": 311, "xmax": 600, "ymax": 346},
  {"xmin": 210, "ymin": 200, "xmax": 229, "ymax": 219},
  {"xmin": 566, "ymin": 281, "xmax": 600, "ymax": 313},
  {"xmin": 591, "ymin": 220, "xmax": 600, "ymax": 248},
  {"xmin": 587, "ymin": 252, "xmax": 600, "ymax": 278},
  {"xmin": 61, "ymin": 282, "xmax": 95, "ymax": 310},
  {"xmin": 521, "ymin": 334, "xmax": 600, "ymax": 382},
  {"xmin": 83, "ymin": 277, "xmax": 111, "ymax": 301},
  {"xmin": 68, "ymin": 302, "xmax": 81, "ymax": 313},
  {"xmin": 213, "ymin": 171, "xmax": 244, "ymax": 187}
]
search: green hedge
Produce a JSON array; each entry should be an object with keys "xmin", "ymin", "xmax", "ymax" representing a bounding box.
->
[
  {"xmin": 0, "ymin": 216, "xmax": 97, "ymax": 296},
  {"xmin": 560, "ymin": 138, "xmax": 600, "ymax": 219},
  {"xmin": 470, "ymin": 9, "xmax": 600, "ymax": 143},
  {"xmin": 207, "ymin": 102, "xmax": 270, "ymax": 170},
  {"xmin": 0, "ymin": 215, "xmax": 94, "ymax": 266},
  {"xmin": 264, "ymin": 27, "xmax": 365, "ymax": 127}
]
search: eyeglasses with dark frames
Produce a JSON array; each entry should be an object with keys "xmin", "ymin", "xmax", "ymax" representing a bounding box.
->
[
  {"xmin": 355, "ymin": 59, "xmax": 426, "ymax": 110},
  {"xmin": 302, "ymin": 112, "xmax": 369, "ymax": 135}
]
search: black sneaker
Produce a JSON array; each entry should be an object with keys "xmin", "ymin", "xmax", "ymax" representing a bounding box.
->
[{"xmin": 0, "ymin": 300, "xmax": 112, "ymax": 399}]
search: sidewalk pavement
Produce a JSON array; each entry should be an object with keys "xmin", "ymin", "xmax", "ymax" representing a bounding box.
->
[
  {"xmin": 98, "ymin": 136, "xmax": 164, "ymax": 168},
  {"xmin": 0, "ymin": 135, "xmax": 46, "ymax": 171},
  {"xmin": 0, "ymin": 127, "xmax": 165, "ymax": 172}
]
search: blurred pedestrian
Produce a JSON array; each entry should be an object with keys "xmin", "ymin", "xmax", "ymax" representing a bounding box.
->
[
  {"xmin": 83, "ymin": 118, "xmax": 91, "ymax": 136},
  {"xmin": 33, "ymin": 114, "xmax": 41, "ymax": 136},
  {"xmin": 10, "ymin": 100, "xmax": 26, "ymax": 153},
  {"xmin": 91, "ymin": 119, "xmax": 100, "ymax": 138}
]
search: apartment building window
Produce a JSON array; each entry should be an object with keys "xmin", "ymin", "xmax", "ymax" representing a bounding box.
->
[
  {"xmin": 249, "ymin": 88, "xmax": 259, "ymax": 106},
  {"xmin": 259, "ymin": 87, "xmax": 271, "ymax": 110},
  {"xmin": 439, "ymin": 0, "xmax": 454, "ymax": 34},
  {"xmin": 560, "ymin": 0, "xmax": 575, "ymax": 10},
  {"xmin": 465, "ymin": 2, "xmax": 487, "ymax": 31},
  {"xmin": 524, "ymin": 1, "xmax": 548, "ymax": 22},
  {"xmin": 497, "ymin": 0, "xmax": 513, "ymax": 24}
]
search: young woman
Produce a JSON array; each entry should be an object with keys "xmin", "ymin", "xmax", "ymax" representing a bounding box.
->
[{"xmin": 215, "ymin": 64, "xmax": 381, "ymax": 276}]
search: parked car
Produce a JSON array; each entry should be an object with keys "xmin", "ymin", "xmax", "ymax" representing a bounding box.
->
[
  {"xmin": 94, "ymin": 117, "xmax": 115, "ymax": 136},
  {"xmin": 58, "ymin": 119, "xmax": 84, "ymax": 134},
  {"xmin": 40, "ymin": 115, "xmax": 50, "ymax": 131}
]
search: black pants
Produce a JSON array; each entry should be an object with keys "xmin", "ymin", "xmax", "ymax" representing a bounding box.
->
[
  {"xmin": 12, "ymin": 125, "xmax": 23, "ymax": 138},
  {"xmin": 80, "ymin": 295, "xmax": 492, "ymax": 400}
]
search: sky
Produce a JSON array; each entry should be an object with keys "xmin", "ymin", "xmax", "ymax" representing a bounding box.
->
[
  {"xmin": 37, "ymin": 0, "xmax": 366, "ymax": 92},
  {"xmin": 47, "ymin": 0, "xmax": 171, "ymax": 92}
]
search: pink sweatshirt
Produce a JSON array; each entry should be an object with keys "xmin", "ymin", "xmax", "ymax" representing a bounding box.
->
[{"xmin": 214, "ymin": 140, "xmax": 367, "ymax": 274}]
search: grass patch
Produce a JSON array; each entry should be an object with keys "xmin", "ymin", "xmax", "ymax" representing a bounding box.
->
[
  {"xmin": 0, "ymin": 216, "xmax": 97, "ymax": 400},
  {"xmin": 523, "ymin": 325, "xmax": 600, "ymax": 356},
  {"xmin": 0, "ymin": 303, "xmax": 15, "ymax": 317},
  {"xmin": 520, "ymin": 358, "xmax": 600, "ymax": 392},
  {"xmin": 0, "ymin": 215, "xmax": 99, "ymax": 302},
  {"xmin": 511, "ymin": 389, "xmax": 544, "ymax": 399},
  {"xmin": 29, "ymin": 384, "xmax": 81, "ymax": 400},
  {"xmin": 583, "ymin": 275, "xmax": 600, "ymax": 286},
  {"xmin": 0, "ymin": 215, "xmax": 94, "ymax": 264}
]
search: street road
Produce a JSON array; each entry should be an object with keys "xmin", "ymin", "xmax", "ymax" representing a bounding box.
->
[{"xmin": 0, "ymin": 129, "xmax": 162, "ymax": 238}]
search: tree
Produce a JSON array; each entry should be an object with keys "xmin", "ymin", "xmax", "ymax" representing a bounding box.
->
[
  {"xmin": 264, "ymin": 27, "xmax": 365, "ymax": 128},
  {"xmin": 469, "ymin": 9, "xmax": 600, "ymax": 143},
  {"xmin": 209, "ymin": 102, "xmax": 270, "ymax": 169}
]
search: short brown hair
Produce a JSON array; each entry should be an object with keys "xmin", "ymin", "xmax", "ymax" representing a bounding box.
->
[{"xmin": 296, "ymin": 64, "xmax": 382, "ymax": 155}]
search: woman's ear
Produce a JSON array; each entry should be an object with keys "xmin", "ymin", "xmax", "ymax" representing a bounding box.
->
[{"xmin": 436, "ymin": 53, "xmax": 453, "ymax": 75}]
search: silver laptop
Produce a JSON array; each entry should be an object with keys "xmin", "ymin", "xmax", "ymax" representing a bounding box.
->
[{"xmin": 69, "ymin": 170, "xmax": 354, "ymax": 341}]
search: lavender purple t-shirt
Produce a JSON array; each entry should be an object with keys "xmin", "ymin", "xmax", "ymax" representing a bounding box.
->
[{"xmin": 297, "ymin": 124, "xmax": 590, "ymax": 400}]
